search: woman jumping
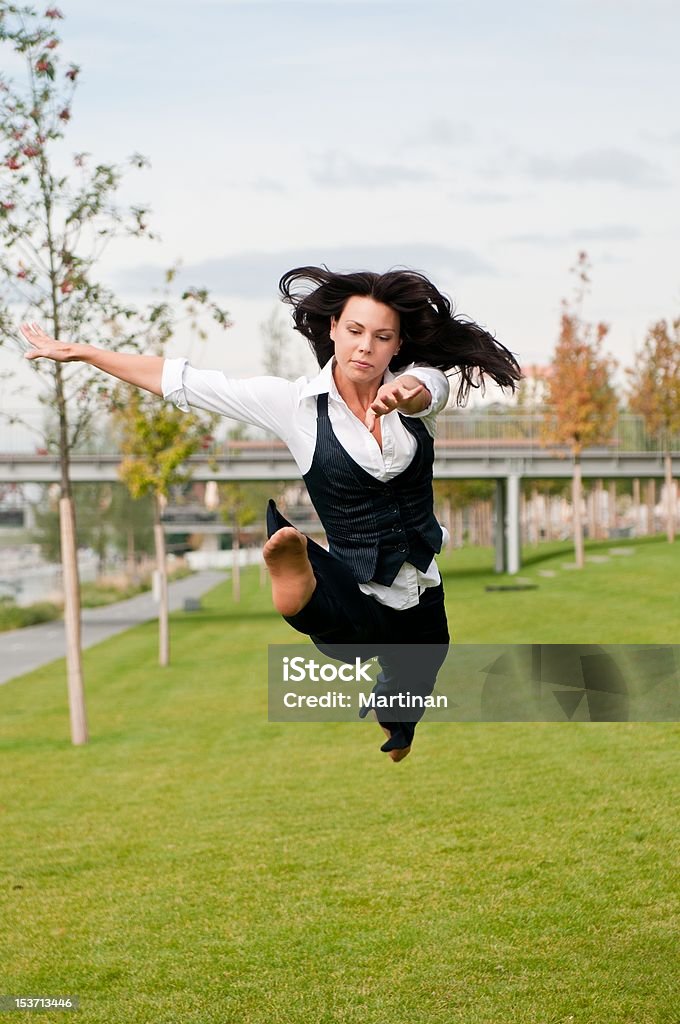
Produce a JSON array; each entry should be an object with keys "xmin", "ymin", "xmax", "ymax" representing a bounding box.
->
[{"xmin": 20, "ymin": 265, "xmax": 521, "ymax": 761}]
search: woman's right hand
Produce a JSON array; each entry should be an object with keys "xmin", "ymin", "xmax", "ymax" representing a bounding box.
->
[{"xmin": 19, "ymin": 322, "xmax": 78, "ymax": 362}]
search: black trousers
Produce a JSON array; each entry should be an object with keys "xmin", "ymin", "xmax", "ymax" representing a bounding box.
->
[{"xmin": 266, "ymin": 501, "xmax": 450, "ymax": 751}]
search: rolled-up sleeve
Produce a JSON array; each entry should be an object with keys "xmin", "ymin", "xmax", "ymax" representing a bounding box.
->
[
  {"xmin": 162, "ymin": 358, "xmax": 191, "ymax": 412},
  {"xmin": 161, "ymin": 357, "xmax": 298, "ymax": 439}
]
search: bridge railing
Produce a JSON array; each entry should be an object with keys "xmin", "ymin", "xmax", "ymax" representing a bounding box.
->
[
  {"xmin": 435, "ymin": 413, "xmax": 680, "ymax": 453},
  {"xmin": 2, "ymin": 410, "xmax": 680, "ymax": 456}
]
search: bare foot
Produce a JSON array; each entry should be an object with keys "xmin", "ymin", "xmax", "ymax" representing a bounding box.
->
[
  {"xmin": 263, "ymin": 527, "xmax": 316, "ymax": 616},
  {"xmin": 380, "ymin": 725, "xmax": 412, "ymax": 763}
]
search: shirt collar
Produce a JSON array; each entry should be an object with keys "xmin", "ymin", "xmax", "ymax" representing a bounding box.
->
[
  {"xmin": 299, "ymin": 357, "xmax": 399, "ymax": 403},
  {"xmin": 299, "ymin": 356, "xmax": 335, "ymax": 399}
]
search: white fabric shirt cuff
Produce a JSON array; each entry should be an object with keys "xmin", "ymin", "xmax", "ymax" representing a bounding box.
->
[{"xmin": 162, "ymin": 357, "xmax": 190, "ymax": 412}]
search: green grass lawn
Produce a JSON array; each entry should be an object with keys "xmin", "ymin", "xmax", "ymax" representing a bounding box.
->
[
  {"xmin": 440, "ymin": 534, "xmax": 680, "ymax": 643},
  {"xmin": 1, "ymin": 537, "xmax": 678, "ymax": 1023}
]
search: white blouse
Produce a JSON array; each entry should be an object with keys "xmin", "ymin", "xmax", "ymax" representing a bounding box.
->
[{"xmin": 162, "ymin": 356, "xmax": 450, "ymax": 610}]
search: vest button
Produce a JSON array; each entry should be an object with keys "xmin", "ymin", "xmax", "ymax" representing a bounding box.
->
[
  {"xmin": 393, "ymin": 524, "xmax": 402, "ymax": 532},
  {"xmin": 389, "ymin": 505, "xmax": 398, "ymax": 513},
  {"xmin": 397, "ymin": 544, "xmax": 407, "ymax": 553}
]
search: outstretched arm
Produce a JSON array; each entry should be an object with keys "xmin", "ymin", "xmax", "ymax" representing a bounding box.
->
[{"xmin": 19, "ymin": 323, "xmax": 164, "ymax": 397}]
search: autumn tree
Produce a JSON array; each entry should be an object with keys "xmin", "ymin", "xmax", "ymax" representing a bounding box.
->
[
  {"xmin": 0, "ymin": 7, "xmax": 230, "ymax": 736},
  {"xmin": 105, "ymin": 268, "xmax": 230, "ymax": 662},
  {"xmin": 542, "ymin": 252, "xmax": 618, "ymax": 568},
  {"xmin": 627, "ymin": 318, "xmax": 680, "ymax": 542},
  {"xmin": 111, "ymin": 269, "xmax": 231, "ymax": 663},
  {"xmin": 0, "ymin": 4, "xmax": 170, "ymax": 742},
  {"xmin": 111, "ymin": 387, "xmax": 217, "ymax": 666}
]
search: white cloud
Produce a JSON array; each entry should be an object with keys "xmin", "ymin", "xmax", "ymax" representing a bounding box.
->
[
  {"xmin": 309, "ymin": 152, "xmax": 437, "ymax": 189},
  {"xmin": 527, "ymin": 149, "xmax": 670, "ymax": 189},
  {"xmin": 506, "ymin": 225, "xmax": 642, "ymax": 246},
  {"xmin": 403, "ymin": 119, "xmax": 477, "ymax": 148}
]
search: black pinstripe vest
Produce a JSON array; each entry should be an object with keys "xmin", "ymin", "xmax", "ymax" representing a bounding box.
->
[{"xmin": 302, "ymin": 392, "xmax": 443, "ymax": 586}]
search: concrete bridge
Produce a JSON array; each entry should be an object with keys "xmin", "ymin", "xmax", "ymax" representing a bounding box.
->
[{"xmin": 1, "ymin": 413, "xmax": 678, "ymax": 574}]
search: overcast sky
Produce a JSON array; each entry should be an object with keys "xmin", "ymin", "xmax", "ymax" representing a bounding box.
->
[{"xmin": 2, "ymin": 0, "xmax": 679, "ymax": 407}]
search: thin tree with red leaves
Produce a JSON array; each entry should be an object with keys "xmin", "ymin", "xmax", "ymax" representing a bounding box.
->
[
  {"xmin": 0, "ymin": 6, "xmax": 229, "ymax": 741},
  {"xmin": 627, "ymin": 318, "xmax": 680, "ymax": 542},
  {"xmin": 542, "ymin": 253, "xmax": 618, "ymax": 568}
]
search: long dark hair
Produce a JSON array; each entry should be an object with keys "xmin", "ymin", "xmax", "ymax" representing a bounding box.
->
[{"xmin": 278, "ymin": 265, "xmax": 522, "ymax": 404}]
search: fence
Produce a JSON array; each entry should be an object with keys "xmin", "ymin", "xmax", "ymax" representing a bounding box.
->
[{"xmin": 2, "ymin": 409, "xmax": 680, "ymax": 456}]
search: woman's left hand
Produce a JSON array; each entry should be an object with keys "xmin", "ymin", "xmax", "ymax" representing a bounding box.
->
[{"xmin": 364, "ymin": 378, "xmax": 429, "ymax": 430}]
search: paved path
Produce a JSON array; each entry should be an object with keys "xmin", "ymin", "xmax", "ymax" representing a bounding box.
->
[{"xmin": 0, "ymin": 570, "xmax": 227, "ymax": 686}]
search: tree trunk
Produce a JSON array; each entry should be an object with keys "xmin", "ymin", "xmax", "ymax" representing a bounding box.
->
[
  {"xmin": 664, "ymin": 452, "xmax": 675, "ymax": 543},
  {"xmin": 232, "ymin": 525, "xmax": 241, "ymax": 603},
  {"xmin": 587, "ymin": 487, "xmax": 596, "ymax": 543},
  {"xmin": 126, "ymin": 524, "xmax": 137, "ymax": 582},
  {"xmin": 646, "ymin": 479, "xmax": 656, "ymax": 536},
  {"xmin": 529, "ymin": 487, "xmax": 539, "ymax": 545},
  {"xmin": 608, "ymin": 480, "xmax": 617, "ymax": 535},
  {"xmin": 572, "ymin": 459, "xmax": 584, "ymax": 568},
  {"xmin": 44, "ymin": 172, "xmax": 86, "ymax": 743},
  {"xmin": 595, "ymin": 478, "xmax": 604, "ymax": 539},
  {"xmin": 546, "ymin": 496, "xmax": 554, "ymax": 542},
  {"xmin": 59, "ymin": 496, "xmax": 88, "ymax": 745},
  {"xmin": 632, "ymin": 478, "xmax": 641, "ymax": 535},
  {"xmin": 54, "ymin": 362, "xmax": 87, "ymax": 744},
  {"xmin": 154, "ymin": 494, "xmax": 169, "ymax": 667}
]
